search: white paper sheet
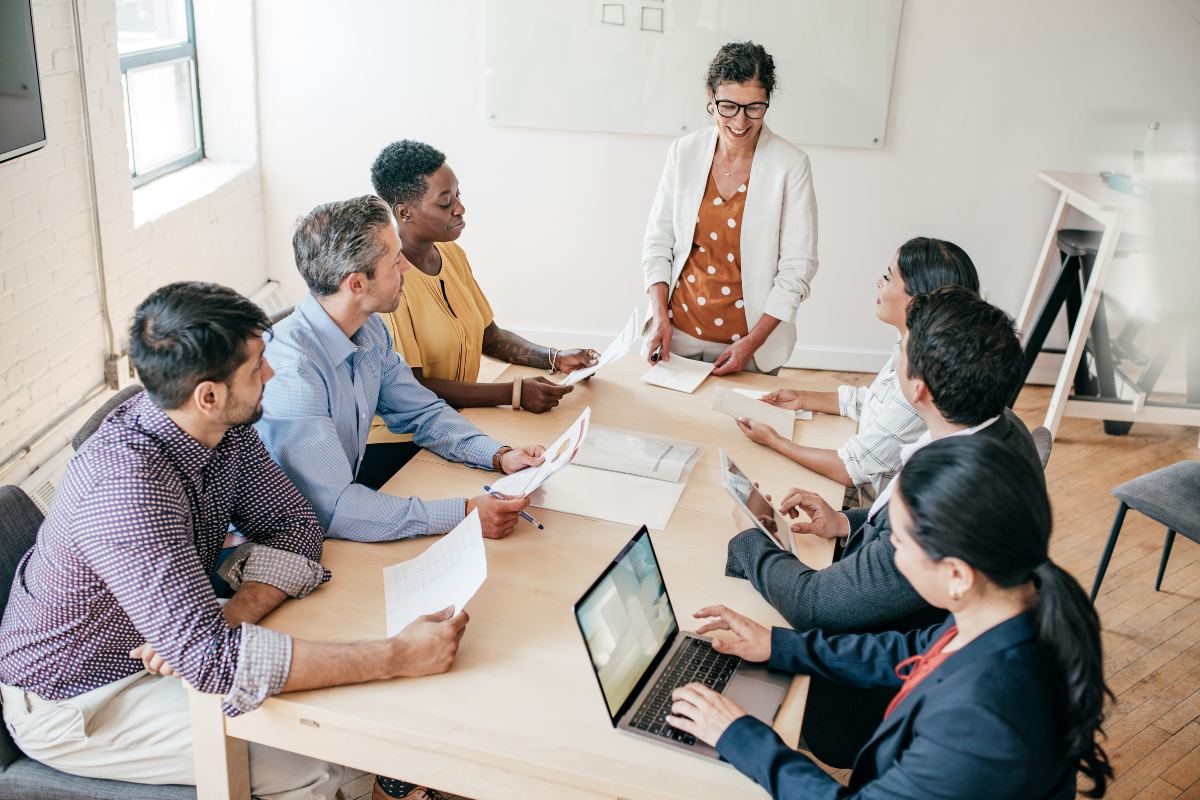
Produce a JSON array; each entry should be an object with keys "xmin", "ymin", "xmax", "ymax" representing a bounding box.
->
[
  {"xmin": 560, "ymin": 308, "xmax": 640, "ymax": 386},
  {"xmin": 712, "ymin": 387, "xmax": 796, "ymax": 439},
  {"xmin": 640, "ymin": 355, "xmax": 714, "ymax": 393},
  {"xmin": 489, "ymin": 407, "xmax": 591, "ymax": 497},
  {"xmin": 731, "ymin": 388, "xmax": 814, "ymax": 420},
  {"xmin": 530, "ymin": 464, "xmax": 685, "ymax": 530},
  {"xmin": 383, "ymin": 510, "xmax": 486, "ymax": 637},
  {"xmin": 572, "ymin": 426, "xmax": 700, "ymax": 483}
]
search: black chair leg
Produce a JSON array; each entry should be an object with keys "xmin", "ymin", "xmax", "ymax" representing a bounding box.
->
[
  {"xmin": 1090, "ymin": 503, "xmax": 1129, "ymax": 602},
  {"xmin": 1154, "ymin": 529, "xmax": 1177, "ymax": 592}
]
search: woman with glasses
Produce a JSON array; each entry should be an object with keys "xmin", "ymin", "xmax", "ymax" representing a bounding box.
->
[
  {"xmin": 666, "ymin": 436, "xmax": 1113, "ymax": 799},
  {"xmin": 642, "ymin": 41, "xmax": 817, "ymax": 375}
]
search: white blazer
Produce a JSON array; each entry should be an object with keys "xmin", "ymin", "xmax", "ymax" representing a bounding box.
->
[{"xmin": 640, "ymin": 125, "xmax": 818, "ymax": 372}]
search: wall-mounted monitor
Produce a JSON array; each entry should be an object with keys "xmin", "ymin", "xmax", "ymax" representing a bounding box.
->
[{"xmin": 0, "ymin": 0, "xmax": 47, "ymax": 165}]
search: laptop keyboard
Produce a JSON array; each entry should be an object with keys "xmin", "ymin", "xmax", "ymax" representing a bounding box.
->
[{"xmin": 628, "ymin": 637, "xmax": 739, "ymax": 745}]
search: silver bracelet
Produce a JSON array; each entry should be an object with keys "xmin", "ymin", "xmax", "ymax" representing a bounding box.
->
[{"xmin": 547, "ymin": 347, "xmax": 559, "ymax": 374}]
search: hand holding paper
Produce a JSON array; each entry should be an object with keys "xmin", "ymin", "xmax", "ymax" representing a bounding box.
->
[
  {"xmin": 489, "ymin": 407, "xmax": 591, "ymax": 497},
  {"xmin": 713, "ymin": 387, "xmax": 795, "ymax": 439},
  {"xmin": 732, "ymin": 388, "xmax": 814, "ymax": 420},
  {"xmin": 560, "ymin": 308, "xmax": 639, "ymax": 386},
  {"xmin": 384, "ymin": 510, "xmax": 487, "ymax": 637}
]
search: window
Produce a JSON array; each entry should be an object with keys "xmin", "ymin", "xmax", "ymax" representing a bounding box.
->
[{"xmin": 117, "ymin": 0, "xmax": 203, "ymax": 186}]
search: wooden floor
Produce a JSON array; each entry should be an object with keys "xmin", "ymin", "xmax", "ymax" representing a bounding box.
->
[{"xmin": 340, "ymin": 366, "xmax": 1200, "ymax": 799}]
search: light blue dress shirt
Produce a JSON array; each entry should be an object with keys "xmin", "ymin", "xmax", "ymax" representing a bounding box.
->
[{"xmin": 256, "ymin": 293, "xmax": 503, "ymax": 542}]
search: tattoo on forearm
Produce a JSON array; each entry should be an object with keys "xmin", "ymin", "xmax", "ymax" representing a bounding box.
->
[{"xmin": 483, "ymin": 324, "xmax": 550, "ymax": 368}]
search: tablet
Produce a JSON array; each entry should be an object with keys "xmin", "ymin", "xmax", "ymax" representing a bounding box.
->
[{"xmin": 718, "ymin": 449, "xmax": 793, "ymax": 553}]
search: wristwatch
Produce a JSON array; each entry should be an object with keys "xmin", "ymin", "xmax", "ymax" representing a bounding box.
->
[{"xmin": 492, "ymin": 446, "xmax": 513, "ymax": 472}]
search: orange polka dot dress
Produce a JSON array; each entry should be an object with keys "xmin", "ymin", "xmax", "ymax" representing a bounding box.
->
[{"xmin": 667, "ymin": 173, "xmax": 750, "ymax": 344}]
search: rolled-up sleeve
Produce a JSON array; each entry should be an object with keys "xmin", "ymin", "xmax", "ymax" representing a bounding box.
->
[
  {"xmin": 641, "ymin": 138, "xmax": 681, "ymax": 291},
  {"xmin": 761, "ymin": 152, "xmax": 818, "ymax": 322},
  {"xmin": 221, "ymin": 623, "xmax": 292, "ymax": 717},
  {"xmin": 218, "ymin": 543, "xmax": 328, "ymax": 598}
]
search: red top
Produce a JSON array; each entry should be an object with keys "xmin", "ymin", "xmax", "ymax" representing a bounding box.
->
[{"xmin": 883, "ymin": 625, "xmax": 959, "ymax": 719}]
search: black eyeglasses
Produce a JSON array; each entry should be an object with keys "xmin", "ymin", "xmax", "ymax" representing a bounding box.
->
[{"xmin": 710, "ymin": 99, "xmax": 769, "ymax": 120}]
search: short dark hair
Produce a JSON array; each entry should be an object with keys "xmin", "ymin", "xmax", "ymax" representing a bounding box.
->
[
  {"xmin": 292, "ymin": 195, "xmax": 393, "ymax": 296},
  {"xmin": 370, "ymin": 140, "xmax": 447, "ymax": 207},
  {"xmin": 705, "ymin": 41, "xmax": 776, "ymax": 98},
  {"xmin": 129, "ymin": 282, "xmax": 270, "ymax": 410},
  {"xmin": 896, "ymin": 237, "xmax": 981, "ymax": 296},
  {"xmin": 905, "ymin": 286, "xmax": 1023, "ymax": 426}
]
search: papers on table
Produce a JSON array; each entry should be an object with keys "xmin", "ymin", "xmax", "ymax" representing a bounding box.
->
[
  {"xmin": 640, "ymin": 355, "xmax": 714, "ymax": 394},
  {"xmin": 573, "ymin": 426, "xmax": 701, "ymax": 483},
  {"xmin": 383, "ymin": 510, "xmax": 486, "ymax": 637},
  {"xmin": 712, "ymin": 387, "xmax": 796, "ymax": 439},
  {"xmin": 489, "ymin": 407, "xmax": 591, "ymax": 497},
  {"xmin": 560, "ymin": 308, "xmax": 640, "ymax": 386},
  {"xmin": 731, "ymin": 388, "xmax": 814, "ymax": 420},
  {"xmin": 531, "ymin": 465, "xmax": 686, "ymax": 531}
]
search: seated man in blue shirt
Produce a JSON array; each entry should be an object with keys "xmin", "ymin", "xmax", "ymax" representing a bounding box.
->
[
  {"xmin": 0, "ymin": 282, "xmax": 470, "ymax": 798},
  {"xmin": 257, "ymin": 194, "xmax": 543, "ymax": 542}
]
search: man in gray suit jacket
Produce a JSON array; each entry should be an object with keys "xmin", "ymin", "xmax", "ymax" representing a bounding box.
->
[{"xmin": 724, "ymin": 287, "xmax": 1041, "ymax": 766}]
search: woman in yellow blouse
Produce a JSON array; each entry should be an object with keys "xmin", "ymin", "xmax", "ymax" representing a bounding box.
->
[{"xmin": 366, "ymin": 140, "xmax": 597, "ymax": 426}]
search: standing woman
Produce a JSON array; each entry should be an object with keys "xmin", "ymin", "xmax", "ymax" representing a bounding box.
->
[
  {"xmin": 667, "ymin": 436, "xmax": 1113, "ymax": 799},
  {"xmin": 642, "ymin": 42, "xmax": 817, "ymax": 375}
]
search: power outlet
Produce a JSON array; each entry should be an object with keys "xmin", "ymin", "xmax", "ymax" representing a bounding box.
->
[{"xmin": 104, "ymin": 354, "xmax": 134, "ymax": 389}]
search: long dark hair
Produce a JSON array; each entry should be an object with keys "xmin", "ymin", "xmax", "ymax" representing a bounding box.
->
[
  {"xmin": 896, "ymin": 436, "xmax": 1113, "ymax": 797},
  {"xmin": 897, "ymin": 236, "xmax": 980, "ymax": 296}
]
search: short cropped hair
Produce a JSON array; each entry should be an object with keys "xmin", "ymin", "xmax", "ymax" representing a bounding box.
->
[
  {"xmin": 896, "ymin": 237, "xmax": 981, "ymax": 296},
  {"xmin": 292, "ymin": 195, "xmax": 393, "ymax": 297},
  {"xmin": 129, "ymin": 282, "xmax": 270, "ymax": 410},
  {"xmin": 371, "ymin": 140, "xmax": 447, "ymax": 207},
  {"xmin": 706, "ymin": 41, "xmax": 777, "ymax": 98},
  {"xmin": 905, "ymin": 286, "xmax": 1023, "ymax": 426}
]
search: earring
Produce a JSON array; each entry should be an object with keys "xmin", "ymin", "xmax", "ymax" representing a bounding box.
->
[{"xmin": 949, "ymin": 587, "xmax": 962, "ymax": 601}]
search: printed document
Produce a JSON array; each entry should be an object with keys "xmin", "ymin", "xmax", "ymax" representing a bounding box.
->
[
  {"xmin": 731, "ymin": 388, "xmax": 814, "ymax": 420},
  {"xmin": 531, "ymin": 465, "xmax": 685, "ymax": 530},
  {"xmin": 713, "ymin": 387, "xmax": 796, "ymax": 439},
  {"xmin": 489, "ymin": 407, "xmax": 591, "ymax": 497},
  {"xmin": 560, "ymin": 308, "xmax": 639, "ymax": 386},
  {"xmin": 384, "ymin": 510, "xmax": 485, "ymax": 636},
  {"xmin": 640, "ymin": 355, "xmax": 713, "ymax": 393},
  {"xmin": 573, "ymin": 426, "xmax": 700, "ymax": 483}
]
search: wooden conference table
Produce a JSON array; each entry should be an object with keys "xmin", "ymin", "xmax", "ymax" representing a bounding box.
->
[{"xmin": 190, "ymin": 354, "xmax": 856, "ymax": 800}]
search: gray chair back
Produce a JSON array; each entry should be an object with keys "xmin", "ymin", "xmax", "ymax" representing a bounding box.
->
[
  {"xmin": 0, "ymin": 486, "xmax": 45, "ymax": 769},
  {"xmin": 268, "ymin": 305, "xmax": 295, "ymax": 325},
  {"xmin": 71, "ymin": 386, "xmax": 143, "ymax": 451},
  {"xmin": 1031, "ymin": 426, "xmax": 1053, "ymax": 469}
]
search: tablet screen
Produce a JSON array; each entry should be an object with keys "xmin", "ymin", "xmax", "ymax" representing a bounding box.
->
[{"xmin": 720, "ymin": 453, "xmax": 790, "ymax": 550}]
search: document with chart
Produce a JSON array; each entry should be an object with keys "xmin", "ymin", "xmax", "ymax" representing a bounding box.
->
[
  {"xmin": 383, "ymin": 511, "xmax": 486, "ymax": 636},
  {"xmin": 560, "ymin": 308, "xmax": 640, "ymax": 386},
  {"xmin": 488, "ymin": 407, "xmax": 591, "ymax": 497}
]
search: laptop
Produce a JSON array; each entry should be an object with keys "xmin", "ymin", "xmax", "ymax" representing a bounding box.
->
[
  {"xmin": 719, "ymin": 448, "xmax": 795, "ymax": 554},
  {"xmin": 573, "ymin": 526, "xmax": 790, "ymax": 760}
]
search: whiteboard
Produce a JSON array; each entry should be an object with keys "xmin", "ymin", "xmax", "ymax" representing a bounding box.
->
[{"xmin": 484, "ymin": 0, "xmax": 903, "ymax": 148}]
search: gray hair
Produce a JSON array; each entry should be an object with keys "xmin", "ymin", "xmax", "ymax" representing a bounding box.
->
[{"xmin": 292, "ymin": 195, "xmax": 394, "ymax": 296}]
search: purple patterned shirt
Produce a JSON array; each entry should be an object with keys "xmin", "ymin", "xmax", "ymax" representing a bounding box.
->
[{"xmin": 0, "ymin": 393, "xmax": 330, "ymax": 716}]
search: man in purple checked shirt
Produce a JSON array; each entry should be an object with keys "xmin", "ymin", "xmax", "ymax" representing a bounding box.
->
[{"xmin": 0, "ymin": 282, "xmax": 467, "ymax": 799}]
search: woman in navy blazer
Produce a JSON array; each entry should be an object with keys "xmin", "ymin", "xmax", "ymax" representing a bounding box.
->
[{"xmin": 667, "ymin": 436, "xmax": 1113, "ymax": 799}]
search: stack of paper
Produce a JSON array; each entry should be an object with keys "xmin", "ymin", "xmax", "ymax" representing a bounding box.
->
[
  {"xmin": 640, "ymin": 355, "xmax": 714, "ymax": 394},
  {"xmin": 712, "ymin": 387, "xmax": 796, "ymax": 439},
  {"xmin": 572, "ymin": 427, "xmax": 700, "ymax": 483},
  {"xmin": 383, "ymin": 511, "xmax": 486, "ymax": 636},
  {"xmin": 489, "ymin": 407, "xmax": 591, "ymax": 497},
  {"xmin": 559, "ymin": 308, "xmax": 639, "ymax": 386},
  {"xmin": 732, "ymin": 388, "xmax": 814, "ymax": 420}
]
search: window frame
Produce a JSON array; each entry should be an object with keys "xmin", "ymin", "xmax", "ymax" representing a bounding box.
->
[{"xmin": 119, "ymin": 0, "xmax": 205, "ymax": 187}]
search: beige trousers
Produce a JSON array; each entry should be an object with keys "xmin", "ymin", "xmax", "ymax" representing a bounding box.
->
[
  {"xmin": 1, "ymin": 672, "xmax": 345, "ymax": 799},
  {"xmin": 657, "ymin": 326, "xmax": 781, "ymax": 375}
]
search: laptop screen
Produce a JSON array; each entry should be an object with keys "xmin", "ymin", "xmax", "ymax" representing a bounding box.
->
[{"xmin": 574, "ymin": 527, "xmax": 679, "ymax": 723}]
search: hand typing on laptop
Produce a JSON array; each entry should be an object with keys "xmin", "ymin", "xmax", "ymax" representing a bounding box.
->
[{"xmin": 667, "ymin": 606, "xmax": 770, "ymax": 746}]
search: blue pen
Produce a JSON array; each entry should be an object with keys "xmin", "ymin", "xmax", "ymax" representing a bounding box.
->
[{"xmin": 483, "ymin": 485, "xmax": 544, "ymax": 530}]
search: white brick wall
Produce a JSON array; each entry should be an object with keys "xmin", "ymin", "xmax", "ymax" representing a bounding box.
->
[{"xmin": 0, "ymin": 0, "xmax": 267, "ymax": 482}]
